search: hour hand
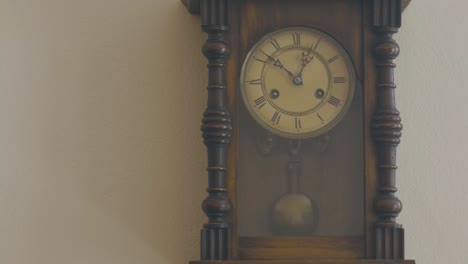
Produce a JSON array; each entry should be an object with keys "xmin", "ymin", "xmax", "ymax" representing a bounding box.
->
[
  {"xmin": 302, "ymin": 50, "xmax": 314, "ymax": 65},
  {"xmin": 293, "ymin": 52, "xmax": 315, "ymax": 85}
]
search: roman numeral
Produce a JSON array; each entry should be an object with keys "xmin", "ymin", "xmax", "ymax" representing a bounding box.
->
[
  {"xmin": 292, "ymin": 33, "xmax": 301, "ymax": 46},
  {"xmin": 254, "ymin": 96, "xmax": 266, "ymax": 109},
  {"xmin": 254, "ymin": 96, "xmax": 266, "ymax": 105},
  {"xmin": 248, "ymin": 79, "xmax": 262, "ymax": 85},
  {"xmin": 334, "ymin": 77, "xmax": 345, "ymax": 83},
  {"xmin": 295, "ymin": 117, "xmax": 302, "ymax": 130},
  {"xmin": 328, "ymin": 55, "xmax": 339, "ymax": 64},
  {"xmin": 314, "ymin": 38, "xmax": 322, "ymax": 50},
  {"xmin": 271, "ymin": 111, "xmax": 281, "ymax": 125},
  {"xmin": 253, "ymin": 56, "xmax": 267, "ymax": 64},
  {"xmin": 328, "ymin": 96, "xmax": 341, "ymax": 107},
  {"xmin": 270, "ymin": 39, "xmax": 281, "ymax": 50},
  {"xmin": 317, "ymin": 113, "xmax": 324, "ymax": 124}
]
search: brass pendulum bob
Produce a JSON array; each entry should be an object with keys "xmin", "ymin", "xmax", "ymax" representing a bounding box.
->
[{"xmin": 271, "ymin": 140, "xmax": 318, "ymax": 236}]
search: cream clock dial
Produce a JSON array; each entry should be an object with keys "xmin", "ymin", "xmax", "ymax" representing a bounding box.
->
[{"xmin": 240, "ymin": 27, "xmax": 356, "ymax": 139}]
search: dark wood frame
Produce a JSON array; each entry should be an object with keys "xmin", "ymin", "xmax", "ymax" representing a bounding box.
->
[{"xmin": 182, "ymin": 0, "xmax": 414, "ymax": 263}]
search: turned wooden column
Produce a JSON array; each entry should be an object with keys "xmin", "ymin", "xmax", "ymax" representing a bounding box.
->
[
  {"xmin": 199, "ymin": 0, "xmax": 232, "ymax": 260},
  {"xmin": 371, "ymin": 0, "xmax": 404, "ymax": 260}
]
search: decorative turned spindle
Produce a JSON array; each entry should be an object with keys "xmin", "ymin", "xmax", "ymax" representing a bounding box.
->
[
  {"xmin": 372, "ymin": 0, "xmax": 405, "ymax": 259},
  {"xmin": 199, "ymin": 0, "xmax": 232, "ymax": 260}
]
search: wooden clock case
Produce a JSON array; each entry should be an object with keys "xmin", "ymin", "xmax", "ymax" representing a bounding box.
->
[{"xmin": 182, "ymin": 0, "xmax": 414, "ymax": 264}]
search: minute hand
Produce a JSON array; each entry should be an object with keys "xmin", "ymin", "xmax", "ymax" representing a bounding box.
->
[
  {"xmin": 273, "ymin": 58, "xmax": 295, "ymax": 78},
  {"xmin": 260, "ymin": 50, "xmax": 295, "ymax": 79}
]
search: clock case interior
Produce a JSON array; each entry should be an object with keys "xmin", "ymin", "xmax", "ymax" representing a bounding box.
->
[{"xmin": 182, "ymin": 0, "xmax": 414, "ymax": 263}]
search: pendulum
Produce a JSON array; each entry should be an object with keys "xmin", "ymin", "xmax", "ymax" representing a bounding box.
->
[{"xmin": 271, "ymin": 139, "xmax": 319, "ymax": 236}]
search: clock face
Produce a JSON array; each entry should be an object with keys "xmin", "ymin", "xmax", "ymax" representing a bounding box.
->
[{"xmin": 240, "ymin": 27, "xmax": 356, "ymax": 139}]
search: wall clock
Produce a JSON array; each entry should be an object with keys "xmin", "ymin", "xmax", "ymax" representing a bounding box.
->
[{"xmin": 182, "ymin": 0, "xmax": 414, "ymax": 264}]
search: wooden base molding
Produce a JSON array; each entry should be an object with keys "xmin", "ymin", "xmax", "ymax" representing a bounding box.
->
[{"xmin": 190, "ymin": 260, "xmax": 415, "ymax": 264}]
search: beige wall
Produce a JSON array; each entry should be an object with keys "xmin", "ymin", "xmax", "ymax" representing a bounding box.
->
[
  {"xmin": 397, "ymin": 1, "xmax": 468, "ymax": 263},
  {"xmin": 0, "ymin": 0, "xmax": 466, "ymax": 264}
]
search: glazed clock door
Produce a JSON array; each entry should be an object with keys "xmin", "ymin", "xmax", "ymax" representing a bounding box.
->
[
  {"xmin": 236, "ymin": 2, "xmax": 366, "ymax": 257},
  {"xmin": 238, "ymin": 26, "xmax": 364, "ymax": 235}
]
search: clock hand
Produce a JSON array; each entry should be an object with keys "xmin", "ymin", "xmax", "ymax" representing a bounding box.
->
[
  {"xmin": 260, "ymin": 50, "xmax": 295, "ymax": 79},
  {"xmin": 293, "ymin": 47, "xmax": 315, "ymax": 85},
  {"xmin": 273, "ymin": 58, "xmax": 295, "ymax": 78}
]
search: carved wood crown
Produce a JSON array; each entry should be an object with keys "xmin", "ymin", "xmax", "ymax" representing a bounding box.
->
[{"xmin": 182, "ymin": 0, "xmax": 412, "ymax": 15}]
